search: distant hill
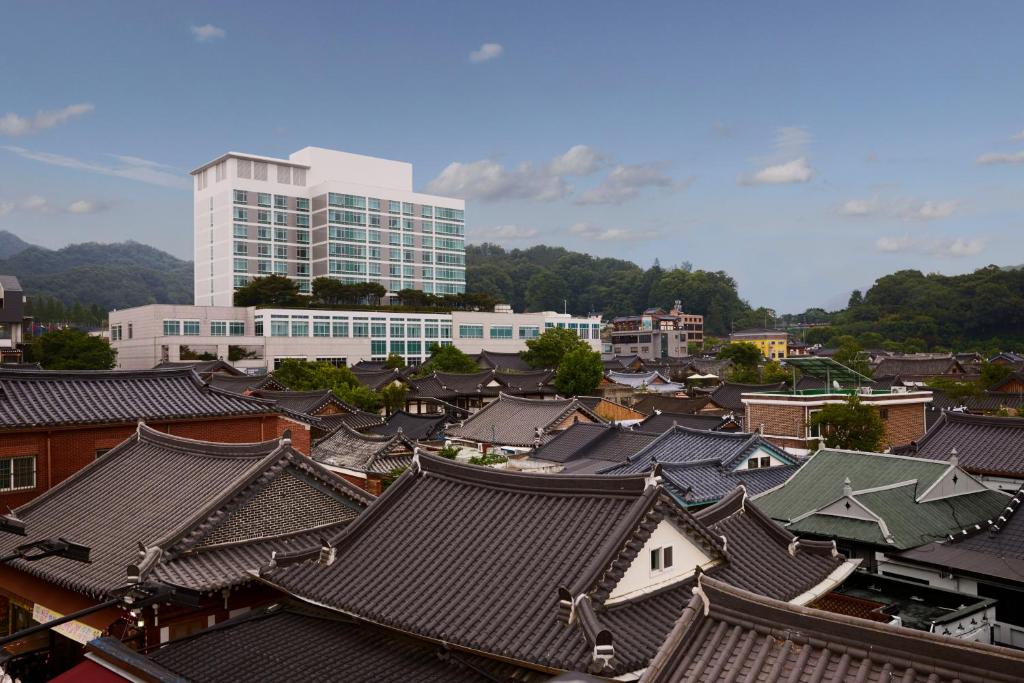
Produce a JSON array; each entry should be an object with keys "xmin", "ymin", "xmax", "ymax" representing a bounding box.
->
[
  {"xmin": 0, "ymin": 230, "xmax": 31, "ymax": 259},
  {"xmin": 0, "ymin": 231, "xmax": 193, "ymax": 312}
]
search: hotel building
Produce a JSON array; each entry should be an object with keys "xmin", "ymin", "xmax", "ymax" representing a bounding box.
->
[{"xmin": 192, "ymin": 147, "xmax": 466, "ymax": 307}]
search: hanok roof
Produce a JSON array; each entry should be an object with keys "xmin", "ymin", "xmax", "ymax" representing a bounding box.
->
[
  {"xmin": 259, "ymin": 457, "xmax": 847, "ymax": 676},
  {"xmin": 474, "ymin": 349, "xmax": 535, "ymax": 372},
  {"xmin": 640, "ymin": 575, "xmax": 1024, "ymax": 683},
  {"xmin": 896, "ymin": 484, "xmax": 1024, "ymax": 587},
  {"xmin": 532, "ymin": 422, "xmax": 659, "ymax": 471},
  {"xmin": 316, "ymin": 410, "xmax": 385, "ymax": 433},
  {"xmin": 873, "ymin": 355, "xmax": 966, "ymax": 379},
  {"xmin": 446, "ymin": 393, "xmax": 603, "ymax": 446},
  {"xmin": 250, "ymin": 388, "xmax": 358, "ymax": 416},
  {"xmin": 351, "ymin": 367, "xmax": 408, "ymax": 391},
  {"xmin": 367, "ymin": 410, "xmax": 445, "ymax": 441},
  {"xmin": 575, "ymin": 396, "xmax": 646, "ymax": 422},
  {"xmin": 0, "ymin": 368, "xmax": 277, "ymax": 431},
  {"xmin": 495, "ymin": 368, "xmax": 558, "ymax": 396},
  {"xmin": 0, "ymin": 425, "xmax": 371, "ymax": 598},
  {"xmin": 312, "ymin": 424, "xmax": 416, "ymax": 474},
  {"xmin": 600, "ymin": 426, "xmax": 800, "ymax": 506},
  {"xmin": 754, "ymin": 449, "xmax": 1011, "ymax": 549},
  {"xmin": 606, "ymin": 371, "xmax": 684, "ymax": 394},
  {"xmin": 632, "ymin": 394, "xmax": 711, "ymax": 416},
  {"xmin": 706, "ymin": 381, "xmax": 786, "ymax": 413},
  {"xmin": 602, "ymin": 354, "xmax": 643, "ymax": 371},
  {"xmin": 902, "ymin": 412, "xmax": 1024, "ymax": 478},
  {"xmin": 87, "ymin": 602, "xmax": 528, "ymax": 683},
  {"xmin": 207, "ymin": 374, "xmax": 285, "ymax": 394},
  {"xmin": 153, "ymin": 359, "xmax": 245, "ymax": 377},
  {"xmin": 0, "ymin": 274, "xmax": 23, "ymax": 292},
  {"xmin": 406, "ymin": 369, "xmax": 497, "ymax": 401},
  {"xmin": 635, "ymin": 412, "xmax": 734, "ymax": 435}
]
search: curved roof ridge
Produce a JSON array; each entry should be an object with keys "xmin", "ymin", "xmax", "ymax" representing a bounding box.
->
[
  {"xmin": 0, "ymin": 366, "xmax": 205, "ymax": 379},
  {"xmin": 136, "ymin": 422, "xmax": 283, "ymax": 457}
]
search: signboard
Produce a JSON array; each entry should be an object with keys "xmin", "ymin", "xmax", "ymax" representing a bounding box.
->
[{"xmin": 31, "ymin": 604, "xmax": 102, "ymax": 645}]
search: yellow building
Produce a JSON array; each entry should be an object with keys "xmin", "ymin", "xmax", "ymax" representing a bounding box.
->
[{"xmin": 729, "ymin": 328, "xmax": 789, "ymax": 360}]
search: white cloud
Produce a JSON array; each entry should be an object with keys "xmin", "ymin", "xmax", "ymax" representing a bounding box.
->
[
  {"xmin": 21, "ymin": 195, "xmax": 49, "ymax": 212},
  {"xmin": 741, "ymin": 157, "xmax": 815, "ymax": 185},
  {"xmin": 1011, "ymin": 130, "xmax": 1024, "ymax": 142},
  {"xmin": 469, "ymin": 42, "xmax": 503, "ymax": 63},
  {"xmin": 191, "ymin": 24, "xmax": 226, "ymax": 42},
  {"xmin": 0, "ymin": 103, "xmax": 94, "ymax": 136},
  {"xmin": 567, "ymin": 222, "xmax": 662, "ymax": 242},
  {"xmin": 425, "ymin": 158, "xmax": 569, "ymax": 202},
  {"xmin": 67, "ymin": 199, "xmax": 109, "ymax": 214},
  {"xmin": 0, "ymin": 195, "xmax": 111, "ymax": 215},
  {"xmin": 976, "ymin": 150, "xmax": 1024, "ymax": 165},
  {"xmin": 472, "ymin": 225, "xmax": 540, "ymax": 242},
  {"xmin": 0, "ymin": 202, "xmax": 13, "ymax": 216},
  {"xmin": 774, "ymin": 126, "xmax": 813, "ymax": 154},
  {"xmin": 839, "ymin": 197, "xmax": 881, "ymax": 216},
  {"xmin": 547, "ymin": 145, "xmax": 606, "ymax": 176},
  {"xmin": 905, "ymin": 200, "xmax": 959, "ymax": 221},
  {"xmin": 576, "ymin": 162, "xmax": 690, "ymax": 205},
  {"xmin": 875, "ymin": 235, "xmax": 986, "ymax": 257},
  {"xmin": 2, "ymin": 146, "xmax": 189, "ymax": 189}
]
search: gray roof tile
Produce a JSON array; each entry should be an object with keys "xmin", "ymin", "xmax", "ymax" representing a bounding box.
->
[{"xmin": 446, "ymin": 393, "xmax": 604, "ymax": 446}]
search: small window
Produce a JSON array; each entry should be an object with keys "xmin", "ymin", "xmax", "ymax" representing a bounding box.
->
[
  {"xmin": 747, "ymin": 457, "xmax": 760, "ymax": 469},
  {"xmin": 95, "ymin": 448, "xmax": 112, "ymax": 459},
  {"xmin": 760, "ymin": 456, "xmax": 771, "ymax": 468},
  {"xmin": 650, "ymin": 548, "xmax": 661, "ymax": 571},
  {"xmin": 663, "ymin": 546, "xmax": 673, "ymax": 569},
  {"xmin": 651, "ymin": 546, "xmax": 673, "ymax": 573},
  {"xmin": 0, "ymin": 456, "xmax": 36, "ymax": 491},
  {"xmin": 879, "ymin": 408, "xmax": 889, "ymax": 419}
]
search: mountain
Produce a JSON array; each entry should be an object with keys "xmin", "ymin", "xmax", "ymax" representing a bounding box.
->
[
  {"xmin": 0, "ymin": 232, "xmax": 193, "ymax": 313},
  {"xmin": 0, "ymin": 230, "xmax": 31, "ymax": 259}
]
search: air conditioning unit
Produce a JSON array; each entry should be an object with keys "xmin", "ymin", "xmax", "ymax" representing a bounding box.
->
[
  {"xmin": 858, "ymin": 386, "xmax": 874, "ymax": 397},
  {"xmin": 891, "ymin": 385, "xmax": 908, "ymax": 394}
]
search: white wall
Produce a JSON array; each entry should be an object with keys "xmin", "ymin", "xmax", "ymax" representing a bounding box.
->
[{"xmin": 606, "ymin": 518, "xmax": 715, "ymax": 603}]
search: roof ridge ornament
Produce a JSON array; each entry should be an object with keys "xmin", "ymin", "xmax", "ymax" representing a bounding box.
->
[
  {"xmin": 693, "ymin": 572, "xmax": 711, "ymax": 616},
  {"xmin": 949, "ymin": 447, "xmax": 958, "ymax": 466},
  {"xmin": 280, "ymin": 429, "xmax": 292, "ymax": 447},
  {"xmin": 843, "ymin": 476, "xmax": 852, "ymax": 497},
  {"xmin": 411, "ymin": 447, "xmax": 422, "ymax": 474}
]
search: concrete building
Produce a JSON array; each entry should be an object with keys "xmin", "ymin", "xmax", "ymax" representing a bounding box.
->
[
  {"xmin": 608, "ymin": 303, "xmax": 703, "ymax": 359},
  {"xmin": 0, "ymin": 275, "xmax": 26, "ymax": 363},
  {"xmin": 108, "ymin": 303, "xmax": 602, "ymax": 372},
  {"xmin": 192, "ymin": 147, "xmax": 465, "ymax": 307},
  {"xmin": 729, "ymin": 328, "xmax": 789, "ymax": 360}
]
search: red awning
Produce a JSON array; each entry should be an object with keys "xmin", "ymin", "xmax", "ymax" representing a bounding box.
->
[{"xmin": 49, "ymin": 660, "xmax": 128, "ymax": 682}]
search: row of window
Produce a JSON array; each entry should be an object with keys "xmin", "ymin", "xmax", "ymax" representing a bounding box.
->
[
  {"xmin": 234, "ymin": 225, "xmax": 310, "ymax": 243},
  {"xmin": 163, "ymin": 320, "xmax": 245, "ymax": 336},
  {"xmin": 327, "ymin": 228, "xmax": 464, "ymax": 252},
  {"xmin": 234, "ymin": 190, "xmax": 310, "ymax": 211},
  {"xmin": 232, "ymin": 208, "xmax": 310, "ymax": 227},
  {"xmin": 326, "ymin": 194, "xmax": 464, "ymax": 222},
  {"xmin": 258, "ymin": 318, "xmax": 454, "ymax": 339},
  {"xmin": 110, "ymin": 323, "xmax": 132, "ymax": 341}
]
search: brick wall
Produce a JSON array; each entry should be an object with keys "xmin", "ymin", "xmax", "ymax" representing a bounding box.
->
[
  {"xmin": 0, "ymin": 414, "xmax": 308, "ymax": 510},
  {"xmin": 881, "ymin": 403, "xmax": 926, "ymax": 448},
  {"xmin": 746, "ymin": 403, "xmax": 807, "ymax": 438},
  {"xmin": 337, "ymin": 471, "xmax": 382, "ymax": 496}
]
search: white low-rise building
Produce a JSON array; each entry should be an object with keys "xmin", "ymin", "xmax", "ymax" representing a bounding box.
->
[{"xmin": 108, "ymin": 303, "xmax": 602, "ymax": 372}]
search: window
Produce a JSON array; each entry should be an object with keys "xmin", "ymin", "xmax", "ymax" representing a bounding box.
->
[
  {"xmin": 406, "ymin": 323, "xmax": 421, "ymax": 338},
  {"xmin": 233, "ymin": 224, "xmax": 248, "ymax": 238},
  {"xmin": 275, "ymin": 228, "xmax": 288, "ymax": 241},
  {"xmin": 371, "ymin": 339, "xmax": 387, "ymax": 355},
  {"xmin": 233, "ymin": 190, "xmax": 248, "ymax": 204},
  {"xmin": 233, "ymin": 207, "xmax": 248, "ymax": 221},
  {"xmin": 210, "ymin": 321, "xmax": 227, "ymax": 336},
  {"xmin": 332, "ymin": 320, "xmax": 349, "ymax": 337},
  {"xmin": 747, "ymin": 456, "xmax": 773, "ymax": 469},
  {"xmin": 650, "ymin": 546, "xmax": 674, "ymax": 573},
  {"xmin": 290, "ymin": 320, "xmax": 309, "ymax": 337},
  {"xmin": 183, "ymin": 320, "xmax": 200, "ymax": 336},
  {"xmin": 257, "ymin": 210, "xmax": 270, "ymax": 224},
  {"xmin": 390, "ymin": 323, "xmax": 405, "ymax": 338},
  {"xmin": 367, "ymin": 197, "xmax": 381, "ymax": 211},
  {"xmin": 519, "ymin": 326, "xmax": 540, "ymax": 339},
  {"xmin": 274, "ymin": 195, "xmax": 288, "ymax": 209},
  {"xmin": 328, "ymin": 193, "xmax": 366, "ymax": 209},
  {"xmin": 295, "ymin": 214, "xmax": 310, "ymax": 228},
  {"xmin": 402, "ymin": 202, "xmax": 413, "ymax": 215},
  {"xmin": 490, "ymin": 326, "xmax": 513, "ymax": 339},
  {"xmin": 0, "ymin": 456, "xmax": 36, "ymax": 491},
  {"xmin": 274, "ymin": 262, "xmax": 288, "ymax": 275},
  {"xmin": 421, "ymin": 205, "xmax": 433, "ymax": 218},
  {"xmin": 296, "ymin": 230, "xmax": 310, "ymax": 244},
  {"xmin": 95, "ymin": 448, "xmax": 112, "ymax": 459},
  {"xmin": 403, "ymin": 219, "xmax": 414, "ymax": 231},
  {"xmin": 296, "ymin": 197, "xmax": 310, "ymax": 212},
  {"xmin": 459, "ymin": 325, "xmax": 484, "ymax": 339},
  {"xmin": 878, "ymin": 408, "xmax": 889, "ymax": 419},
  {"xmin": 234, "ymin": 275, "xmax": 249, "ymax": 288},
  {"xmin": 274, "ymin": 245, "xmax": 287, "ymax": 259},
  {"xmin": 258, "ymin": 226, "xmax": 272, "ymax": 241},
  {"xmin": 233, "ymin": 242, "xmax": 248, "ymax": 257},
  {"xmin": 313, "ymin": 321, "xmax": 330, "ymax": 337},
  {"xmin": 435, "ymin": 207, "xmax": 464, "ymax": 221},
  {"xmin": 352, "ymin": 321, "xmax": 369, "ymax": 337},
  {"xmin": 274, "ymin": 211, "xmax": 288, "ymax": 225},
  {"xmin": 258, "ymin": 244, "xmax": 272, "ymax": 257},
  {"xmin": 271, "ymin": 320, "xmax": 290, "ymax": 337},
  {"xmin": 258, "ymin": 193, "xmax": 271, "ymax": 207},
  {"xmin": 257, "ymin": 260, "xmax": 271, "ymax": 274},
  {"xmin": 229, "ymin": 321, "xmax": 245, "ymax": 336},
  {"xmin": 371, "ymin": 321, "xmax": 387, "ymax": 337},
  {"xmin": 390, "ymin": 340, "xmax": 405, "ymax": 354},
  {"xmin": 163, "ymin": 320, "xmax": 181, "ymax": 336},
  {"xmin": 388, "ymin": 200, "xmax": 401, "ymax": 214}
]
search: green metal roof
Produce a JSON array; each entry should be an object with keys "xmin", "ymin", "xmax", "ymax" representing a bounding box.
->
[
  {"xmin": 753, "ymin": 450, "xmax": 1010, "ymax": 549},
  {"xmin": 782, "ymin": 356, "xmax": 873, "ymax": 385}
]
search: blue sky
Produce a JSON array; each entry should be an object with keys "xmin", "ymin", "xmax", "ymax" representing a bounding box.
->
[{"xmin": 2, "ymin": 1, "xmax": 1022, "ymax": 311}]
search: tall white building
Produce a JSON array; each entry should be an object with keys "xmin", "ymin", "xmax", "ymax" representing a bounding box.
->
[{"xmin": 192, "ymin": 147, "xmax": 466, "ymax": 307}]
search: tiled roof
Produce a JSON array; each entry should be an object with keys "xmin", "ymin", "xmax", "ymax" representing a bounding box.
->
[
  {"xmin": 0, "ymin": 367, "xmax": 276, "ymax": 430},
  {"xmin": 406, "ymin": 370, "xmax": 497, "ymax": 400},
  {"xmin": 312, "ymin": 424, "xmax": 416, "ymax": 474},
  {"xmin": 153, "ymin": 359, "xmax": 245, "ymax": 377},
  {"xmin": 896, "ymin": 485, "xmax": 1024, "ymax": 586},
  {"xmin": 351, "ymin": 368, "xmax": 408, "ymax": 391},
  {"xmin": 89, "ymin": 602, "xmax": 526, "ymax": 683},
  {"xmin": 207, "ymin": 374, "xmax": 285, "ymax": 394},
  {"xmin": 495, "ymin": 369, "xmax": 558, "ymax": 395},
  {"xmin": 474, "ymin": 349, "xmax": 535, "ymax": 372},
  {"xmin": 640, "ymin": 575, "xmax": 1024, "ymax": 683},
  {"xmin": 316, "ymin": 410, "xmax": 385, "ymax": 432},
  {"xmin": 904, "ymin": 412, "xmax": 1024, "ymax": 478},
  {"xmin": 532, "ymin": 422, "xmax": 658, "ymax": 465},
  {"xmin": 446, "ymin": 393, "xmax": 603, "ymax": 446},
  {"xmin": 635, "ymin": 412, "xmax": 732, "ymax": 434},
  {"xmin": 600, "ymin": 426, "xmax": 800, "ymax": 506},
  {"xmin": 0, "ymin": 425, "xmax": 371, "ymax": 597},
  {"xmin": 367, "ymin": 411, "xmax": 445, "ymax": 441},
  {"xmin": 706, "ymin": 381, "xmax": 786, "ymax": 412},
  {"xmin": 754, "ymin": 449, "xmax": 1011, "ymax": 549},
  {"xmin": 632, "ymin": 394, "xmax": 711, "ymax": 416},
  {"xmin": 250, "ymin": 388, "xmax": 358, "ymax": 416},
  {"xmin": 873, "ymin": 356, "xmax": 965, "ymax": 378},
  {"xmin": 259, "ymin": 457, "xmax": 845, "ymax": 676},
  {"xmin": 606, "ymin": 371, "xmax": 684, "ymax": 393}
]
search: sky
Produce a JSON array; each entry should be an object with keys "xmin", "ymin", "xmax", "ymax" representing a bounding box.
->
[{"xmin": 1, "ymin": 1, "xmax": 1022, "ymax": 312}]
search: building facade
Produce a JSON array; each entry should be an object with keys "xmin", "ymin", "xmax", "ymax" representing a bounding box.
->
[
  {"xmin": 109, "ymin": 303, "xmax": 602, "ymax": 372},
  {"xmin": 192, "ymin": 147, "xmax": 466, "ymax": 307},
  {"xmin": 729, "ymin": 328, "xmax": 789, "ymax": 360},
  {"xmin": 0, "ymin": 275, "xmax": 26, "ymax": 363},
  {"xmin": 608, "ymin": 304, "xmax": 703, "ymax": 359}
]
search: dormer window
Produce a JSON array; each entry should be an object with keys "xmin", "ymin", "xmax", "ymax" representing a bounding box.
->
[
  {"xmin": 747, "ymin": 456, "xmax": 772, "ymax": 469},
  {"xmin": 650, "ymin": 546, "xmax": 674, "ymax": 573}
]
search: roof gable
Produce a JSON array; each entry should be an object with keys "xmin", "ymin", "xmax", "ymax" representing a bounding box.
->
[
  {"xmin": 446, "ymin": 393, "xmax": 604, "ymax": 446},
  {"xmin": 910, "ymin": 412, "xmax": 1024, "ymax": 477}
]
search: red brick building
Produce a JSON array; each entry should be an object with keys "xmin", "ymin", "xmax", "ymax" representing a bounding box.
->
[{"xmin": 0, "ymin": 368, "xmax": 312, "ymax": 509}]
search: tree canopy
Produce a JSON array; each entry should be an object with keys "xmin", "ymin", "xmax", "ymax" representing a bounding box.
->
[
  {"xmin": 522, "ymin": 327, "xmax": 590, "ymax": 369},
  {"xmin": 234, "ymin": 275, "xmax": 303, "ymax": 307},
  {"xmin": 554, "ymin": 346, "xmax": 604, "ymax": 397},
  {"xmin": 809, "ymin": 396, "xmax": 885, "ymax": 452},
  {"xmin": 271, "ymin": 359, "xmax": 381, "ymax": 411},
  {"xmin": 415, "ymin": 343, "xmax": 481, "ymax": 376},
  {"xmin": 27, "ymin": 328, "xmax": 117, "ymax": 370}
]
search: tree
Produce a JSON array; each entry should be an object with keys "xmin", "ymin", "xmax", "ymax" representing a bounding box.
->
[
  {"xmin": 717, "ymin": 342, "xmax": 763, "ymax": 367},
  {"xmin": 927, "ymin": 377, "xmax": 982, "ymax": 403},
  {"xmin": 379, "ymin": 382, "xmax": 408, "ymax": 415},
  {"xmin": 384, "ymin": 353, "xmax": 406, "ymax": 370},
  {"xmin": 234, "ymin": 275, "xmax": 303, "ymax": 307},
  {"xmin": 554, "ymin": 346, "xmax": 604, "ymax": 397},
  {"xmin": 809, "ymin": 396, "xmax": 886, "ymax": 451},
  {"xmin": 759, "ymin": 360, "xmax": 790, "ymax": 384},
  {"xmin": 311, "ymin": 277, "xmax": 348, "ymax": 305},
  {"xmin": 980, "ymin": 362, "xmax": 1012, "ymax": 389},
  {"xmin": 523, "ymin": 328, "xmax": 587, "ymax": 369},
  {"xmin": 438, "ymin": 443, "xmax": 461, "ymax": 459},
  {"xmin": 416, "ymin": 344, "xmax": 481, "ymax": 375},
  {"xmin": 27, "ymin": 328, "xmax": 117, "ymax": 370},
  {"xmin": 832, "ymin": 337, "xmax": 872, "ymax": 377},
  {"xmin": 271, "ymin": 359, "xmax": 381, "ymax": 411}
]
